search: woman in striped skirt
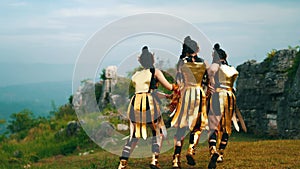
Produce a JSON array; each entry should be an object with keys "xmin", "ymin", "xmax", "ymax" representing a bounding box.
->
[
  {"xmin": 207, "ymin": 43, "xmax": 239, "ymax": 169},
  {"xmin": 118, "ymin": 46, "xmax": 177, "ymax": 169},
  {"xmin": 171, "ymin": 36, "xmax": 212, "ymax": 168}
]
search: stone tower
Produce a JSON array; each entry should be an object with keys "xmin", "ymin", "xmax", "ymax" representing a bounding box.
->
[{"xmin": 100, "ymin": 66, "xmax": 117, "ymax": 109}]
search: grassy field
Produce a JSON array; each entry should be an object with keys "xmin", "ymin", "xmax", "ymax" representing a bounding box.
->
[{"xmin": 20, "ymin": 133, "xmax": 299, "ymax": 169}]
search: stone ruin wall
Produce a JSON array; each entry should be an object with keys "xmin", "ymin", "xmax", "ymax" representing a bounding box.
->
[{"xmin": 236, "ymin": 49, "xmax": 300, "ymax": 139}]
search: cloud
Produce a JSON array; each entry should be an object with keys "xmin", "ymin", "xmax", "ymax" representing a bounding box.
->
[
  {"xmin": 8, "ymin": 2, "xmax": 28, "ymax": 7},
  {"xmin": 0, "ymin": 32, "xmax": 85, "ymax": 45},
  {"xmin": 161, "ymin": 2, "xmax": 299, "ymax": 25},
  {"xmin": 51, "ymin": 1, "xmax": 300, "ymax": 25},
  {"xmin": 1, "ymin": 0, "xmax": 299, "ymax": 65},
  {"xmin": 53, "ymin": 4, "xmax": 149, "ymax": 18},
  {"xmin": 26, "ymin": 19, "xmax": 67, "ymax": 30}
]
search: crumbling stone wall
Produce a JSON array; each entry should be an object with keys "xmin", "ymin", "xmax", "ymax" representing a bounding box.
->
[{"xmin": 236, "ymin": 49, "xmax": 300, "ymax": 138}]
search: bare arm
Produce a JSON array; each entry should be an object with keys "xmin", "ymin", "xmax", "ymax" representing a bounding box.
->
[
  {"xmin": 202, "ymin": 60, "xmax": 214, "ymax": 96},
  {"xmin": 204, "ymin": 60, "xmax": 210, "ymax": 70},
  {"xmin": 154, "ymin": 69, "xmax": 173, "ymax": 91},
  {"xmin": 208, "ymin": 63, "xmax": 219, "ymax": 86}
]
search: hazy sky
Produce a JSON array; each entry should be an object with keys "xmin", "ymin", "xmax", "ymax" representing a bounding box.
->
[{"xmin": 1, "ymin": 0, "xmax": 300, "ymax": 85}]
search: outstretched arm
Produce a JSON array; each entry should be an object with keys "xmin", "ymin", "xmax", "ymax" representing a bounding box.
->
[{"xmin": 154, "ymin": 69, "xmax": 173, "ymax": 91}]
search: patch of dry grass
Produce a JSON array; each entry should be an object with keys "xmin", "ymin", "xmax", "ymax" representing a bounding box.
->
[{"xmin": 28, "ymin": 138, "xmax": 300, "ymax": 169}]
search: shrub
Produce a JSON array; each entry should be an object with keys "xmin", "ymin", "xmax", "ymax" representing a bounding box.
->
[
  {"xmin": 60, "ymin": 140, "xmax": 77, "ymax": 155},
  {"xmin": 7, "ymin": 109, "xmax": 36, "ymax": 134},
  {"xmin": 264, "ymin": 49, "xmax": 277, "ymax": 62},
  {"xmin": 29, "ymin": 153, "xmax": 39, "ymax": 162},
  {"xmin": 54, "ymin": 104, "xmax": 77, "ymax": 121}
]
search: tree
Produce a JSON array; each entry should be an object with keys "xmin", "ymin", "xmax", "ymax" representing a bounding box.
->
[
  {"xmin": 0, "ymin": 119, "xmax": 5, "ymax": 124},
  {"xmin": 100, "ymin": 69, "xmax": 106, "ymax": 81},
  {"xmin": 0, "ymin": 119, "xmax": 5, "ymax": 132},
  {"xmin": 55, "ymin": 104, "xmax": 76, "ymax": 121},
  {"xmin": 7, "ymin": 109, "xmax": 35, "ymax": 134}
]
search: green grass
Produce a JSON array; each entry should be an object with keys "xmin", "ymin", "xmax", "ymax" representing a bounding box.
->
[
  {"xmin": 1, "ymin": 106, "xmax": 298, "ymax": 169},
  {"xmin": 5, "ymin": 134, "xmax": 296, "ymax": 169}
]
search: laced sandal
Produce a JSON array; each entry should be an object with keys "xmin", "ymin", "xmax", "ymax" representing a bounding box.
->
[
  {"xmin": 217, "ymin": 154, "xmax": 223, "ymax": 163},
  {"xmin": 149, "ymin": 153, "xmax": 160, "ymax": 169},
  {"xmin": 186, "ymin": 147, "xmax": 196, "ymax": 166},
  {"xmin": 217, "ymin": 149, "xmax": 224, "ymax": 163},
  {"xmin": 172, "ymin": 154, "xmax": 181, "ymax": 169},
  {"xmin": 118, "ymin": 159, "xmax": 128, "ymax": 169},
  {"xmin": 208, "ymin": 146, "xmax": 219, "ymax": 169}
]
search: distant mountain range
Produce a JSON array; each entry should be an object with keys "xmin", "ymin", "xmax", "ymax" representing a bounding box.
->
[
  {"xmin": 0, "ymin": 80, "xmax": 73, "ymax": 133},
  {"xmin": 0, "ymin": 62, "xmax": 92, "ymax": 133},
  {"xmin": 0, "ymin": 62, "xmax": 74, "ymax": 118},
  {"xmin": 0, "ymin": 63, "xmax": 74, "ymax": 87},
  {"xmin": 0, "ymin": 81, "xmax": 72, "ymax": 122}
]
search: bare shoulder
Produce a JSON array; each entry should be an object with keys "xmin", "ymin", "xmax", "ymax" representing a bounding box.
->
[
  {"xmin": 209, "ymin": 63, "xmax": 220, "ymax": 74},
  {"xmin": 204, "ymin": 60, "xmax": 210, "ymax": 69},
  {"xmin": 154, "ymin": 68, "xmax": 163, "ymax": 76}
]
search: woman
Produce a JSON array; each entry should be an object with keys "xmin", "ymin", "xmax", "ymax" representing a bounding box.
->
[
  {"xmin": 118, "ymin": 46, "xmax": 177, "ymax": 169},
  {"xmin": 170, "ymin": 36, "xmax": 211, "ymax": 168},
  {"xmin": 207, "ymin": 43, "xmax": 239, "ymax": 169}
]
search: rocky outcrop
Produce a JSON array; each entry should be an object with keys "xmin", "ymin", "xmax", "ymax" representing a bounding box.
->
[{"xmin": 236, "ymin": 49, "xmax": 300, "ymax": 139}]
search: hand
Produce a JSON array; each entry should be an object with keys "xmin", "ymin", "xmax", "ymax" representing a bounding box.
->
[
  {"xmin": 206, "ymin": 84, "xmax": 215, "ymax": 97},
  {"xmin": 172, "ymin": 83, "xmax": 179, "ymax": 91},
  {"xmin": 165, "ymin": 94, "xmax": 173, "ymax": 99}
]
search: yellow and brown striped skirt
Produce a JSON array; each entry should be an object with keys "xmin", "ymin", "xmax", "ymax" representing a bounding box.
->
[
  {"xmin": 209, "ymin": 88, "xmax": 236, "ymax": 135},
  {"xmin": 127, "ymin": 93, "xmax": 166, "ymax": 140},
  {"xmin": 171, "ymin": 86, "xmax": 208, "ymax": 131}
]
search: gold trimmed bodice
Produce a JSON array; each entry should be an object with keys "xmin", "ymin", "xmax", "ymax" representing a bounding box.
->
[
  {"xmin": 182, "ymin": 62, "xmax": 206, "ymax": 86},
  {"xmin": 132, "ymin": 69, "xmax": 152, "ymax": 93},
  {"xmin": 217, "ymin": 65, "xmax": 238, "ymax": 88}
]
